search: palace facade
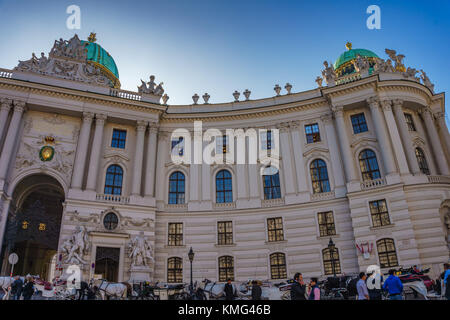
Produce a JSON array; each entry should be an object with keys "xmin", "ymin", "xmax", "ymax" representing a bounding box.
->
[{"xmin": 0, "ymin": 35, "xmax": 449, "ymax": 283}]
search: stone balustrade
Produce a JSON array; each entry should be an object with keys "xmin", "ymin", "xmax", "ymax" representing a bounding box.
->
[
  {"xmin": 96, "ymin": 193, "xmax": 130, "ymax": 204},
  {"xmin": 262, "ymin": 198, "xmax": 285, "ymax": 207},
  {"xmin": 427, "ymin": 175, "xmax": 450, "ymax": 184},
  {"xmin": 311, "ymin": 191, "xmax": 335, "ymax": 202},
  {"xmin": 0, "ymin": 68, "xmax": 12, "ymax": 79},
  {"xmin": 361, "ymin": 178, "xmax": 387, "ymax": 190},
  {"xmin": 109, "ymin": 88, "xmax": 142, "ymax": 101},
  {"xmin": 336, "ymin": 72, "xmax": 362, "ymax": 85}
]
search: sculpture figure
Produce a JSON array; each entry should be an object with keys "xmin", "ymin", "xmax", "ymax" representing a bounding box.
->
[
  {"xmin": 321, "ymin": 61, "xmax": 336, "ymax": 86},
  {"xmin": 385, "ymin": 49, "xmax": 406, "ymax": 72},
  {"xmin": 62, "ymin": 226, "xmax": 90, "ymax": 265},
  {"xmin": 128, "ymin": 232, "xmax": 154, "ymax": 267}
]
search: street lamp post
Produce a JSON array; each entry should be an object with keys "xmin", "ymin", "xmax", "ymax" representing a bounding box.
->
[
  {"xmin": 188, "ymin": 247, "xmax": 194, "ymax": 294},
  {"xmin": 328, "ymin": 238, "xmax": 337, "ymax": 278}
]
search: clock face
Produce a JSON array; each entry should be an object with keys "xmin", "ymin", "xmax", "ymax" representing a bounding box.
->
[{"xmin": 39, "ymin": 146, "xmax": 55, "ymax": 162}]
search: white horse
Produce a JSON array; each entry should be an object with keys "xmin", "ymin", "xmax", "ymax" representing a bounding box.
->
[{"xmin": 93, "ymin": 279, "xmax": 131, "ymax": 300}]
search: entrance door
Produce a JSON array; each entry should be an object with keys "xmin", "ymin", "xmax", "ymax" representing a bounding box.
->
[
  {"xmin": 94, "ymin": 247, "xmax": 120, "ymax": 282},
  {"xmin": 1, "ymin": 175, "xmax": 64, "ymax": 279}
]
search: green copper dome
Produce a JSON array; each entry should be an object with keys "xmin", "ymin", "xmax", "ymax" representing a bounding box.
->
[
  {"xmin": 334, "ymin": 43, "xmax": 379, "ymax": 77},
  {"xmin": 81, "ymin": 34, "xmax": 120, "ymax": 88}
]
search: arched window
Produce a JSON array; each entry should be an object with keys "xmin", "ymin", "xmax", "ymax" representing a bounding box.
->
[
  {"xmin": 270, "ymin": 252, "xmax": 287, "ymax": 279},
  {"xmin": 263, "ymin": 166, "xmax": 281, "ymax": 200},
  {"xmin": 103, "ymin": 212, "xmax": 119, "ymax": 230},
  {"xmin": 310, "ymin": 159, "xmax": 331, "ymax": 193},
  {"xmin": 216, "ymin": 170, "xmax": 233, "ymax": 203},
  {"xmin": 359, "ymin": 149, "xmax": 381, "ymax": 181},
  {"xmin": 218, "ymin": 256, "xmax": 234, "ymax": 282},
  {"xmin": 167, "ymin": 257, "xmax": 183, "ymax": 283},
  {"xmin": 415, "ymin": 148, "xmax": 430, "ymax": 175},
  {"xmin": 322, "ymin": 247, "xmax": 341, "ymax": 275},
  {"xmin": 169, "ymin": 171, "xmax": 185, "ymax": 204},
  {"xmin": 104, "ymin": 165, "xmax": 123, "ymax": 195},
  {"xmin": 376, "ymin": 238, "xmax": 398, "ymax": 268}
]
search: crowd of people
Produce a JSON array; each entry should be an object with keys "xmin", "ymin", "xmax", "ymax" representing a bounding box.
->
[{"xmin": 7, "ymin": 275, "xmax": 35, "ymax": 300}]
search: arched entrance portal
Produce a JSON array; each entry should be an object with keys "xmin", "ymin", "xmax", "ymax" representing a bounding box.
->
[{"xmin": 1, "ymin": 174, "xmax": 64, "ymax": 279}]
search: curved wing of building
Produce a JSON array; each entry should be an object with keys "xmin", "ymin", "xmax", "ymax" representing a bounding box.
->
[{"xmin": 0, "ymin": 34, "xmax": 448, "ymax": 286}]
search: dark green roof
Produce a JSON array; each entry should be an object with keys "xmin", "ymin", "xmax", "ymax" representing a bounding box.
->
[
  {"xmin": 81, "ymin": 40, "xmax": 120, "ymax": 87},
  {"xmin": 334, "ymin": 48, "xmax": 379, "ymax": 70}
]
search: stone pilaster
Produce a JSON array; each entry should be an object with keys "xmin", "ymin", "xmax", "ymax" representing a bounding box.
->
[
  {"xmin": 420, "ymin": 107, "xmax": 449, "ymax": 175},
  {"xmin": 392, "ymin": 100, "xmax": 421, "ymax": 175},
  {"xmin": 290, "ymin": 121, "xmax": 309, "ymax": 195},
  {"xmin": 71, "ymin": 112, "xmax": 94, "ymax": 189},
  {"xmin": 321, "ymin": 113, "xmax": 346, "ymax": 197},
  {"xmin": 278, "ymin": 123, "xmax": 296, "ymax": 197},
  {"xmin": 367, "ymin": 97, "xmax": 397, "ymax": 176},
  {"xmin": 434, "ymin": 111, "xmax": 450, "ymax": 161},
  {"xmin": 86, "ymin": 114, "xmax": 107, "ymax": 191},
  {"xmin": 0, "ymin": 100, "xmax": 26, "ymax": 180},
  {"xmin": 331, "ymin": 105, "xmax": 359, "ymax": 190},
  {"xmin": 381, "ymin": 100, "xmax": 410, "ymax": 176},
  {"xmin": 155, "ymin": 131, "xmax": 169, "ymax": 202},
  {"xmin": 131, "ymin": 120, "xmax": 147, "ymax": 196},
  {"xmin": 144, "ymin": 121, "xmax": 159, "ymax": 197},
  {"xmin": 0, "ymin": 98, "xmax": 12, "ymax": 144}
]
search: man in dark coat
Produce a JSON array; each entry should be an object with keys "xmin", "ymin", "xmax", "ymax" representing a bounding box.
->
[
  {"xmin": 251, "ymin": 280, "xmax": 262, "ymax": 300},
  {"xmin": 290, "ymin": 272, "xmax": 306, "ymax": 300},
  {"xmin": 22, "ymin": 276, "xmax": 35, "ymax": 300},
  {"xmin": 11, "ymin": 276, "xmax": 23, "ymax": 300},
  {"xmin": 224, "ymin": 279, "xmax": 235, "ymax": 300}
]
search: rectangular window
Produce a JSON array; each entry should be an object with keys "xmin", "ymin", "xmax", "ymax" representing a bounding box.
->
[
  {"xmin": 171, "ymin": 137, "xmax": 184, "ymax": 156},
  {"xmin": 168, "ymin": 223, "xmax": 183, "ymax": 246},
  {"xmin": 267, "ymin": 217, "xmax": 284, "ymax": 242},
  {"xmin": 404, "ymin": 113, "xmax": 416, "ymax": 131},
  {"xmin": 369, "ymin": 199, "xmax": 391, "ymax": 227},
  {"xmin": 305, "ymin": 123, "xmax": 321, "ymax": 143},
  {"xmin": 111, "ymin": 129, "xmax": 127, "ymax": 149},
  {"xmin": 216, "ymin": 135, "xmax": 229, "ymax": 154},
  {"xmin": 317, "ymin": 211, "xmax": 336, "ymax": 237},
  {"xmin": 217, "ymin": 221, "xmax": 233, "ymax": 245},
  {"xmin": 261, "ymin": 130, "xmax": 273, "ymax": 150},
  {"xmin": 350, "ymin": 113, "xmax": 368, "ymax": 134}
]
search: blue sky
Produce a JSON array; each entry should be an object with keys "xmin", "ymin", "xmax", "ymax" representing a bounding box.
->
[{"xmin": 0, "ymin": 0, "xmax": 449, "ymax": 123}]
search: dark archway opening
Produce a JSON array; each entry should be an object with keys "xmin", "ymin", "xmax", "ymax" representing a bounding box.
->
[{"xmin": 1, "ymin": 174, "xmax": 64, "ymax": 280}]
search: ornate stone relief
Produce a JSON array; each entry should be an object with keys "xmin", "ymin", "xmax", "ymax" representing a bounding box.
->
[
  {"xmin": 14, "ymin": 135, "xmax": 75, "ymax": 182},
  {"xmin": 14, "ymin": 34, "xmax": 113, "ymax": 87},
  {"xmin": 60, "ymin": 226, "xmax": 90, "ymax": 265}
]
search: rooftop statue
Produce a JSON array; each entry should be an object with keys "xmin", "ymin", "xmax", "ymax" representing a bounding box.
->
[
  {"xmin": 321, "ymin": 61, "xmax": 337, "ymax": 86},
  {"xmin": 420, "ymin": 69, "xmax": 434, "ymax": 93},
  {"xmin": 353, "ymin": 54, "xmax": 370, "ymax": 77},
  {"xmin": 385, "ymin": 48, "xmax": 406, "ymax": 73},
  {"xmin": 138, "ymin": 75, "xmax": 164, "ymax": 96}
]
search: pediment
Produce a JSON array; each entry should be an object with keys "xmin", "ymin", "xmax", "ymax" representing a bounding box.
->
[
  {"xmin": 351, "ymin": 136, "xmax": 377, "ymax": 148},
  {"xmin": 103, "ymin": 152, "xmax": 130, "ymax": 162},
  {"xmin": 303, "ymin": 146, "xmax": 329, "ymax": 158}
]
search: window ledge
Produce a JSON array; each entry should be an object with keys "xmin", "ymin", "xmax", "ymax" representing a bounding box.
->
[
  {"xmin": 317, "ymin": 234, "xmax": 340, "ymax": 240},
  {"xmin": 370, "ymin": 223, "xmax": 395, "ymax": 231},
  {"xmin": 265, "ymin": 240, "xmax": 287, "ymax": 245},
  {"xmin": 214, "ymin": 243, "xmax": 237, "ymax": 248},
  {"xmin": 164, "ymin": 245, "xmax": 186, "ymax": 249}
]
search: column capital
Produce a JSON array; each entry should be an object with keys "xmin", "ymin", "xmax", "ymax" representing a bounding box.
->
[
  {"xmin": 366, "ymin": 96, "xmax": 380, "ymax": 109},
  {"xmin": 0, "ymin": 98, "xmax": 12, "ymax": 111},
  {"xmin": 13, "ymin": 100, "xmax": 27, "ymax": 113},
  {"xmin": 392, "ymin": 99, "xmax": 403, "ymax": 108},
  {"xmin": 95, "ymin": 113, "xmax": 107, "ymax": 124},
  {"xmin": 320, "ymin": 113, "xmax": 333, "ymax": 124},
  {"xmin": 82, "ymin": 112, "xmax": 94, "ymax": 122},
  {"xmin": 276, "ymin": 122, "xmax": 290, "ymax": 133},
  {"xmin": 380, "ymin": 99, "xmax": 392, "ymax": 111},
  {"xmin": 136, "ymin": 120, "xmax": 147, "ymax": 131},
  {"xmin": 331, "ymin": 105, "xmax": 344, "ymax": 118},
  {"xmin": 434, "ymin": 111, "xmax": 445, "ymax": 120},
  {"xmin": 418, "ymin": 107, "xmax": 432, "ymax": 117},
  {"xmin": 289, "ymin": 120, "xmax": 301, "ymax": 129}
]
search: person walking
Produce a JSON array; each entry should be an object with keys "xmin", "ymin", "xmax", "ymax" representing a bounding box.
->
[
  {"xmin": 356, "ymin": 272, "xmax": 369, "ymax": 300},
  {"xmin": 10, "ymin": 275, "xmax": 23, "ymax": 300},
  {"xmin": 290, "ymin": 273, "xmax": 306, "ymax": 300},
  {"xmin": 22, "ymin": 275, "xmax": 35, "ymax": 300},
  {"xmin": 307, "ymin": 277, "xmax": 320, "ymax": 300},
  {"xmin": 383, "ymin": 269, "xmax": 404, "ymax": 300},
  {"xmin": 224, "ymin": 279, "xmax": 235, "ymax": 301},
  {"xmin": 443, "ymin": 263, "xmax": 450, "ymax": 300},
  {"xmin": 367, "ymin": 271, "xmax": 383, "ymax": 300},
  {"xmin": 251, "ymin": 280, "xmax": 262, "ymax": 300}
]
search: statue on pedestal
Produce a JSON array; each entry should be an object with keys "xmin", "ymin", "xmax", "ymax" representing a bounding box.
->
[{"xmin": 61, "ymin": 226, "xmax": 90, "ymax": 265}]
